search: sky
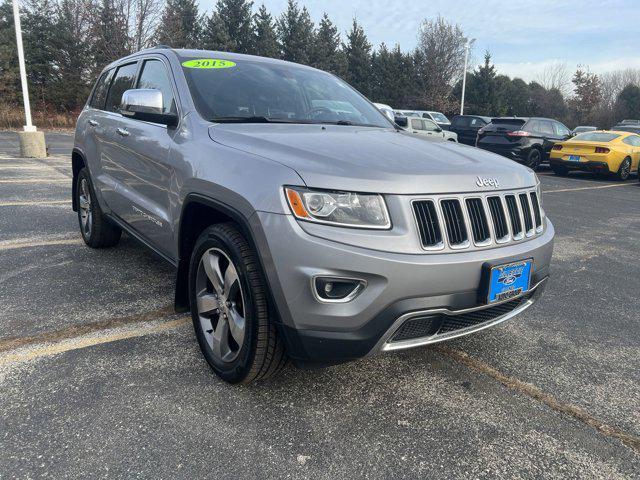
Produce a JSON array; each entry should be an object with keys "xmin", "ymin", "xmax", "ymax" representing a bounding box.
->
[{"xmin": 222, "ymin": 0, "xmax": 640, "ymax": 82}]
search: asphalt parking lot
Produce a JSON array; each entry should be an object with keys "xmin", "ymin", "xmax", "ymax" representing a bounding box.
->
[{"xmin": 0, "ymin": 131, "xmax": 639, "ymax": 479}]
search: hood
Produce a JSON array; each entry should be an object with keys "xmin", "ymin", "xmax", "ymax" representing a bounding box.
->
[{"xmin": 208, "ymin": 124, "xmax": 537, "ymax": 194}]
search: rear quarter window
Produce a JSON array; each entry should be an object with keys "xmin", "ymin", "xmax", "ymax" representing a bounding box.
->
[{"xmin": 89, "ymin": 69, "xmax": 113, "ymax": 110}]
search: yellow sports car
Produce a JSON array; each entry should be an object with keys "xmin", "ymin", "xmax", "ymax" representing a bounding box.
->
[{"xmin": 550, "ymin": 130, "xmax": 640, "ymax": 180}]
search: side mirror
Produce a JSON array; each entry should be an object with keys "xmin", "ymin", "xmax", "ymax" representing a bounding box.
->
[
  {"xmin": 394, "ymin": 116, "xmax": 408, "ymax": 128},
  {"xmin": 435, "ymin": 127, "xmax": 443, "ymax": 133},
  {"xmin": 120, "ymin": 89, "xmax": 178, "ymax": 127}
]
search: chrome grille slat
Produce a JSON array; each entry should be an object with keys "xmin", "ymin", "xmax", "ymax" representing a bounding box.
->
[{"xmin": 413, "ymin": 188, "xmax": 543, "ymax": 252}]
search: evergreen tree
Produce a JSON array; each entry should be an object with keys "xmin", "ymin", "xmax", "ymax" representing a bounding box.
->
[
  {"xmin": 23, "ymin": 0, "xmax": 61, "ymax": 108},
  {"xmin": 202, "ymin": 11, "xmax": 233, "ymax": 51},
  {"xmin": 0, "ymin": 0, "xmax": 20, "ymax": 105},
  {"xmin": 252, "ymin": 4, "xmax": 278, "ymax": 58},
  {"xmin": 213, "ymin": 0, "xmax": 253, "ymax": 53},
  {"xmin": 310, "ymin": 13, "xmax": 344, "ymax": 75},
  {"xmin": 277, "ymin": 0, "xmax": 314, "ymax": 64},
  {"xmin": 91, "ymin": 0, "xmax": 130, "ymax": 75},
  {"xmin": 54, "ymin": 0, "xmax": 93, "ymax": 109},
  {"xmin": 155, "ymin": 0, "xmax": 201, "ymax": 48},
  {"xmin": 342, "ymin": 19, "xmax": 371, "ymax": 96},
  {"xmin": 470, "ymin": 52, "xmax": 498, "ymax": 115},
  {"xmin": 614, "ymin": 84, "xmax": 640, "ymax": 121}
]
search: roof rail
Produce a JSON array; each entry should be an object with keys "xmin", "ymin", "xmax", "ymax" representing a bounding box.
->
[{"xmin": 154, "ymin": 44, "xmax": 172, "ymax": 49}]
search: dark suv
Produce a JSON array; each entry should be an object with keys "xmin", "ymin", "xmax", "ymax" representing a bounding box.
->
[
  {"xmin": 450, "ymin": 115, "xmax": 491, "ymax": 146},
  {"xmin": 477, "ymin": 117, "xmax": 571, "ymax": 170}
]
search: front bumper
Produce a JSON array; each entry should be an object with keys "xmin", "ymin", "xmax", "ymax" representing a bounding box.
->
[{"xmin": 254, "ymin": 212, "xmax": 554, "ymax": 367}]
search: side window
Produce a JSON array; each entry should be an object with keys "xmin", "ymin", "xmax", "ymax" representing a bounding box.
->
[
  {"xmin": 453, "ymin": 117, "xmax": 470, "ymax": 127},
  {"xmin": 526, "ymin": 120, "xmax": 540, "ymax": 134},
  {"xmin": 411, "ymin": 118, "xmax": 424, "ymax": 130},
  {"xmin": 105, "ymin": 63, "xmax": 139, "ymax": 112},
  {"xmin": 538, "ymin": 120, "xmax": 555, "ymax": 136},
  {"xmin": 137, "ymin": 59, "xmax": 177, "ymax": 114},
  {"xmin": 469, "ymin": 118, "xmax": 481, "ymax": 127},
  {"xmin": 90, "ymin": 69, "xmax": 113, "ymax": 110},
  {"xmin": 553, "ymin": 121, "xmax": 570, "ymax": 137},
  {"xmin": 423, "ymin": 119, "xmax": 439, "ymax": 131},
  {"xmin": 622, "ymin": 136, "xmax": 633, "ymax": 146}
]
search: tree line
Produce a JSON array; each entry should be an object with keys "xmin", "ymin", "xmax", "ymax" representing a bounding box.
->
[{"xmin": 0, "ymin": 0, "xmax": 638, "ymax": 128}]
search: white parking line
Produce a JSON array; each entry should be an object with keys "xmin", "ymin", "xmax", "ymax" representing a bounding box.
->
[
  {"xmin": 0, "ymin": 200, "xmax": 70, "ymax": 207},
  {"xmin": 0, "ymin": 178, "xmax": 69, "ymax": 184},
  {"xmin": 0, "ymin": 236, "xmax": 83, "ymax": 251},
  {"xmin": 0, "ymin": 318, "xmax": 189, "ymax": 365},
  {"xmin": 543, "ymin": 183, "xmax": 636, "ymax": 193}
]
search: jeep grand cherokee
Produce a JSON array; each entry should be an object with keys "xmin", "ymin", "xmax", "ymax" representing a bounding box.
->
[{"xmin": 72, "ymin": 47, "xmax": 554, "ymax": 383}]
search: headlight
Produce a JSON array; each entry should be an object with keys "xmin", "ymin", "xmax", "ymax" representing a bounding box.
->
[{"xmin": 285, "ymin": 187, "xmax": 391, "ymax": 229}]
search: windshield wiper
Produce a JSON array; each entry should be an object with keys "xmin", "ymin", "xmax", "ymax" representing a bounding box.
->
[{"xmin": 212, "ymin": 116, "xmax": 302, "ymax": 124}]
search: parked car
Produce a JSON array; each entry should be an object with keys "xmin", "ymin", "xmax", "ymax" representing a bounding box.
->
[
  {"xmin": 396, "ymin": 116, "xmax": 458, "ymax": 142},
  {"xmin": 450, "ymin": 115, "xmax": 491, "ymax": 145},
  {"xmin": 373, "ymin": 102, "xmax": 394, "ymax": 121},
  {"xmin": 619, "ymin": 119, "xmax": 640, "ymax": 126},
  {"xmin": 550, "ymin": 130, "xmax": 640, "ymax": 180},
  {"xmin": 415, "ymin": 111, "xmax": 451, "ymax": 130},
  {"xmin": 612, "ymin": 124, "xmax": 640, "ymax": 134},
  {"xmin": 72, "ymin": 47, "xmax": 553, "ymax": 384},
  {"xmin": 571, "ymin": 126, "xmax": 597, "ymax": 135},
  {"xmin": 476, "ymin": 117, "xmax": 571, "ymax": 170}
]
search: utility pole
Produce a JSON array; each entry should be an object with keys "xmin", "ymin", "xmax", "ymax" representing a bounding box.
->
[
  {"xmin": 460, "ymin": 41, "xmax": 471, "ymax": 116},
  {"xmin": 11, "ymin": 0, "xmax": 46, "ymax": 157}
]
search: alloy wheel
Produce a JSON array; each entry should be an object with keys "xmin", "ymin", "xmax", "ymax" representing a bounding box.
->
[
  {"xmin": 78, "ymin": 178, "xmax": 93, "ymax": 238},
  {"xmin": 195, "ymin": 248, "xmax": 246, "ymax": 363},
  {"xmin": 620, "ymin": 159, "xmax": 631, "ymax": 180}
]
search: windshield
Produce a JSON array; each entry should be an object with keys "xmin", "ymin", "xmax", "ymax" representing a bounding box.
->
[
  {"xmin": 572, "ymin": 132, "xmax": 620, "ymax": 142},
  {"xmin": 429, "ymin": 112, "xmax": 449, "ymax": 123},
  {"xmin": 180, "ymin": 57, "xmax": 391, "ymax": 128}
]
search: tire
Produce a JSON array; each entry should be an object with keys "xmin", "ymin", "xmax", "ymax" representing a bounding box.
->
[
  {"xmin": 188, "ymin": 223, "xmax": 287, "ymax": 384},
  {"xmin": 76, "ymin": 168, "xmax": 121, "ymax": 248},
  {"xmin": 615, "ymin": 157, "xmax": 631, "ymax": 181},
  {"xmin": 551, "ymin": 165, "xmax": 569, "ymax": 176},
  {"xmin": 524, "ymin": 148, "xmax": 542, "ymax": 171}
]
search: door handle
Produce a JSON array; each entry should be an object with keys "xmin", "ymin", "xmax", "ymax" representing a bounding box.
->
[
  {"xmin": 88, "ymin": 120, "xmax": 99, "ymax": 127},
  {"xmin": 116, "ymin": 128, "xmax": 130, "ymax": 137}
]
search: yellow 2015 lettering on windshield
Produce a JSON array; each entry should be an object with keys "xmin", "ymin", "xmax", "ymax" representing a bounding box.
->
[{"xmin": 181, "ymin": 59, "xmax": 237, "ymax": 69}]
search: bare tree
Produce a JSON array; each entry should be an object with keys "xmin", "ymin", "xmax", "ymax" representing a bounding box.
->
[
  {"xmin": 414, "ymin": 16, "xmax": 468, "ymax": 111},
  {"xmin": 132, "ymin": 0, "xmax": 163, "ymax": 50},
  {"xmin": 536, "ymin": 61, "xmax": 571, "ymax": 96}
]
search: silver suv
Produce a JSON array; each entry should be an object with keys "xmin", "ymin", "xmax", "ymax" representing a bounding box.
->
[{"xmin": 72, "ymin": 48, "xmax": 554, "ymax": 383}]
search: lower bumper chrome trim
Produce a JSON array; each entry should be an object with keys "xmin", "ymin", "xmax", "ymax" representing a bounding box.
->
[{"xmin": 372, "ymin": 277, "xmax": 547, "ymax": 354}]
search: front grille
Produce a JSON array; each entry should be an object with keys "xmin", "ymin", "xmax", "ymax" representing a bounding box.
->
[
  {"xmin": 413, "ymin": 188, "xmax": 543, "ymax": 251},
  {"xmin": 440, "ymin": 199, "xmax": 468, "ymax": 246},
  {"xmin": 466, "ymin": 198, "xmax": 490, "ymax": 244},
  {"xmin": 519, "ymin": 193, "xmax": 534, "ymax": 233},
  {"xmin": 505, "ymin": 195, "xmax": 523, "ymax": 237},
  {"xmin": 530, "ymin": 192, "xmax": 542, "ymax": 229},
  {"xmin": 487, "ymin": 196, "xmax": 509, "ymax": 240},
  {"xmin": 413, "ymin": 200, "xmax": 443, "ymax": 248},
  {"xmin": 390, "ymin": 291, "xmax": 533, "ymax": 343}
]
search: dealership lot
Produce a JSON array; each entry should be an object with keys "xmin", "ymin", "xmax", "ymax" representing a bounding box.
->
[{"xmin": 0, "ymin": 132, "xmax": 638, "ymax": 479}]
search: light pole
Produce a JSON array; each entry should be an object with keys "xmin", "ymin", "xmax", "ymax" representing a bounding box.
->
[
  {"xmin": 11, "ymin": 0, "xmax": 46, "ymax": 157},
  {"xmin": 460, "ymin": 40, "xmax": 473, "ymax": 116}
]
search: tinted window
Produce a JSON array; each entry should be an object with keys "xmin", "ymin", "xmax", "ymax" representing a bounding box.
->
[
  {"xmin": 553, "ymin": 122, "xmax": 570, "ymax": 137},
  {"xmin": 90, "ymin": 69, "xmax": 113, "ymax": 110},
  {"xmin": 105, "ymin": 63, "xmax": 138, "ymax": 112},
  {"xmin": 137, "ymin": 59, "xmax": 176, "ymax": 114},
  {"xmin": 452, "ymin": 116, "xmax": 470, "ymax": 127},
  {"xmin": 469, "ymin": 117, "xmax": 483, "ymax": 127},
  {"xmin": 411, "ymin": 118, "xmax": 424, "ymax": 130},
  {"xmin": 181, "ymin": 58, "xmax": 390, "ymax": 127},
  {"xmin": 573, "ymin": 132, "xmax": 620, "ymax": 142}
]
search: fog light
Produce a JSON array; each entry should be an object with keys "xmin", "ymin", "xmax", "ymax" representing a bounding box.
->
[{"xmin": 313, "ymin": 277, "xmax": 366, "ymax": 303}]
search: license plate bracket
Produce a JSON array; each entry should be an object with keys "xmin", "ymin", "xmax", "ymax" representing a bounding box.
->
[
  {"xmin": 479, "ymin": 260, "xmax": 533, "ymax": 304},
  {"xmin": 568, "ymin": 155, "xmax": 581, "ymax": 162}
]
